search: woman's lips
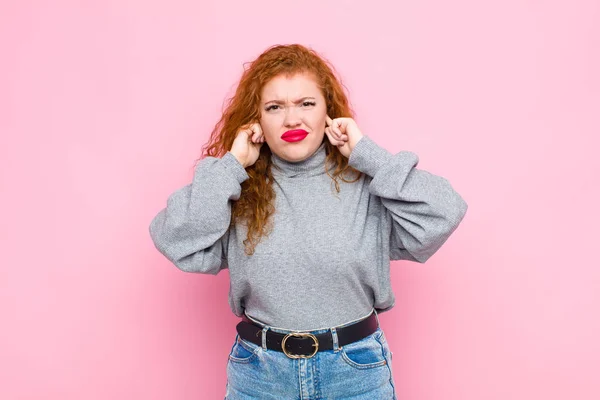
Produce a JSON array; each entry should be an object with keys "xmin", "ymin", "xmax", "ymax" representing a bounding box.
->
[{"xmin": 281, "ymin": 129, "xmax": 309, "ymax": 142}]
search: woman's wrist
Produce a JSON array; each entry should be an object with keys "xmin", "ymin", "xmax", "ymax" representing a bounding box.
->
[{"xmin": 230, "ymin": 151, "xmax": 248, "ymax": 168}]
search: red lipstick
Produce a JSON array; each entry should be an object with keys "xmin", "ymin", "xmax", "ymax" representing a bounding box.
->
[{"xmin": 281, "ymin": 129, "xmax": 309, "ymax": 142}]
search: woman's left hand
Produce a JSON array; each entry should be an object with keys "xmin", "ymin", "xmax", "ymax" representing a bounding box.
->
[{"xmin": 325, "ymin": 115, "xmax": 364, "ymax": 158}]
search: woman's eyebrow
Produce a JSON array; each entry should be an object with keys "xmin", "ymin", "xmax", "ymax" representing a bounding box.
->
[{"xmin": 263, "ymin": 96, "xmax": 316, "ymax": 105}]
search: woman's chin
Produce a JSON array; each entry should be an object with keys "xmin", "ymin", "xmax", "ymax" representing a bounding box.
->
[{"xmin": 275, "ymin": 142, "xmax": 319, "ymax": 162}]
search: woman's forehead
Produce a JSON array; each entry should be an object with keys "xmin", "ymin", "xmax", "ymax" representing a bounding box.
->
[{"xmin": 261, "ymin": 73, "xmax": 322, "ymax": 101}]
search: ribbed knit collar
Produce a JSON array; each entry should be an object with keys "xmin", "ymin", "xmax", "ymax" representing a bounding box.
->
[{"xmin": 270, "ymin": 141, "xmax": 328, "ymax": 178}]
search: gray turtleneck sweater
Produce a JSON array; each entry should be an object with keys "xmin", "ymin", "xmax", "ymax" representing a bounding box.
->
[{"xmin": 149, "ymin": 136, "xmax": 468, "ymax": 331}]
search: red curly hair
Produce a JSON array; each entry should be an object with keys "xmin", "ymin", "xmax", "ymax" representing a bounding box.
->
[{"xmin": 198, "ymin": 44, "xmax": 363, "ymax": 255}]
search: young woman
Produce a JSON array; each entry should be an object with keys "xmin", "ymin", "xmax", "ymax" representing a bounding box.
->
[{"xmin": 149, "ymin": 43, "xmax": 468, "ymax": 399}]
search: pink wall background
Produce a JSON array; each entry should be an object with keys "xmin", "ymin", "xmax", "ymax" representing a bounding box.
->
[{"xmin": 2, "ymin": 0, "xmax": 599, "ymax": 399}]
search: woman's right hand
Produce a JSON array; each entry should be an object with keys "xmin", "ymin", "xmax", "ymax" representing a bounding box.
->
[{"xmin": 230, "ymin": 122, "xmax": 265, "ymax": 168}]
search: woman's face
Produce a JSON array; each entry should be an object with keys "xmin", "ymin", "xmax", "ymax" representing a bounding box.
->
[{"xmin": 259, "ymin": 72, "xmax": 327, "ymax": 162}]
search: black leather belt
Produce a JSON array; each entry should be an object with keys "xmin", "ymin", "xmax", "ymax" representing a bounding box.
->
[{"xmin": 235, "ymin": 312, "xmax": 379, "ymax": 359}]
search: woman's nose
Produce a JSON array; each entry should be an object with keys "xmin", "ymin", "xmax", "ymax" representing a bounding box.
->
[{"xmin": 283, "ymin": 108, "xmax": 302, "ymax": 127}]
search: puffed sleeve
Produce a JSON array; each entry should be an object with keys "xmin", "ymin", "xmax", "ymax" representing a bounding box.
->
[
  {"xmin": 149, "ymin": 152, "xmax": 249, "ymax": 274},
  {"xmin": 348, "ymin": 135, "xmax": 468, "ymax": 263}
]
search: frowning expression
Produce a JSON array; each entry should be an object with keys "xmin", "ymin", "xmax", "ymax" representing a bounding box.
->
[{"xmin": 259, "ymin": 72, "xmax": 327, "ymax": 162}]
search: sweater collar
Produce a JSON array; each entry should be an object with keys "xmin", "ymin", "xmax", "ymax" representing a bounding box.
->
[{"xmin": 270, "ymin": 141, "xmax": 328, "ymax": 178}]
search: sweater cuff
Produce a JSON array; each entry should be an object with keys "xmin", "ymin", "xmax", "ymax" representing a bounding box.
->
[
  {"xmin": 220, "ymin": 152, "xmax": 249, "ymax": 184},
  {"xmin": 348, "ymin": 135, "xmax": 394, "ymax": 177}
]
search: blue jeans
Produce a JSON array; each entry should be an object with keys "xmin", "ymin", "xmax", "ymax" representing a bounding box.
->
[{"xmin": 225, "ymin": 309, "xmax": 397, "ymax": 399}]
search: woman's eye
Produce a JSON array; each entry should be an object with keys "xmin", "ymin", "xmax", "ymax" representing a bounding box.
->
[{"xmin": 266, "ymin": 102, "xmax": 314, "ymax": 111}]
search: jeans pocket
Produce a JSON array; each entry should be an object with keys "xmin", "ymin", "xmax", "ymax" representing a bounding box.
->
[
  {"xmin": 340, "ymin": 328, "xmax": 388, "ymax": 369},
  {"xmin": 228, "ymin": 335, "xmax": 259, "ymax": 363}
]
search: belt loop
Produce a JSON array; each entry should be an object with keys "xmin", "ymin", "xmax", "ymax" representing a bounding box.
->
[
  {"xmin": 261, "ymin": 326, "xmax": 269, "ymax": 350},
  {"xmin": 331, "ymin": 327, "xmax": 341, "ymax": 352}
]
